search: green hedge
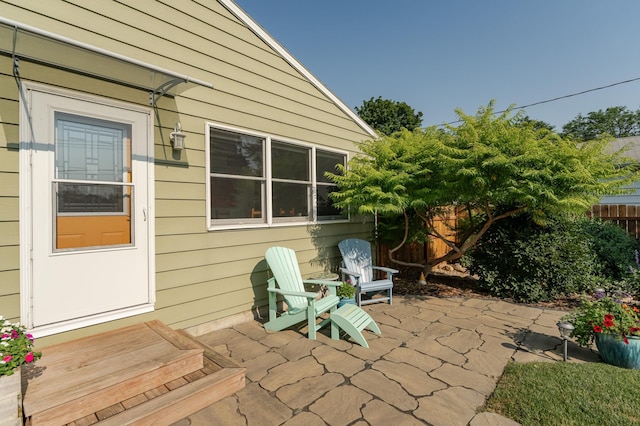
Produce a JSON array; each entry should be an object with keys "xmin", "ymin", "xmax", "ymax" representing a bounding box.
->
[{"xmin": 462, "ymin": 215, "xmax": 639, "ymax": 302}]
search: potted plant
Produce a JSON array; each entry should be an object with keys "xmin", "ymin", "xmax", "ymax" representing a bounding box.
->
[
  {"xmin": 0, "ymin": 316, "xmax": 42, "ymax": 424},
  {"xmin": 562, "ymin": 291, "xmax": 640, "ymax": 369},
  {"xmin": 337, "ymin": 281, "xmax": 356, "ymax": 307}
]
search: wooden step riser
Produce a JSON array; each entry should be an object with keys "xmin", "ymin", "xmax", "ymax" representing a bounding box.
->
[
  {"xmin": 23, "ymin": 321, "xmax": 245, "ymax": 425},
  {"xmin": 28, "ymin": 350, "xmax": 203, "ymax": 426},
  {"xmin": 97, "ymin": 367, "xmax": 245, "ymax": 426}
]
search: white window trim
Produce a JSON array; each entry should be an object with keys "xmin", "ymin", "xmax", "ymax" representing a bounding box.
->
[{"xmin": 205, "ymin": 122, "xmax": 350, "ymax": 231}]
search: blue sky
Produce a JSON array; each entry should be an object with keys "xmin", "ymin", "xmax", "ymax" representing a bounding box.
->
[{"xmin": 234, "ymin": 1, "xmax": 640, "ymax": 131}]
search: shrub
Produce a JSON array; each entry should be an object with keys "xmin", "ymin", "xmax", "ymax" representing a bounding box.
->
[
  {"xmin": 577, "ymin": 217, "xmax": 639, "ymax": 281},
  {"xmin": 462, "ymin": 214, "xmax": 601, "ymax": 302}
]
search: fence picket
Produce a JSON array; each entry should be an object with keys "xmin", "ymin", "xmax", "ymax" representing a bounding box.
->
[{"xmin": 375, "ymin": 204, "xmax": 640, "ymax": 269}]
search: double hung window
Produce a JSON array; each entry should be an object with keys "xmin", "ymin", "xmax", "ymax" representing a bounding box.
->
[{"xmin": 207, "ymin": 125, "xmax": 347, "ymax": 228}]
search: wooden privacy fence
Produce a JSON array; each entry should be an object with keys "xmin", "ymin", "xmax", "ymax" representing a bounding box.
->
[
  {"xmin": 588, "ymin": 204, "xmax": 640, "ymax": 240},
  {"xmin": 375, "ymin": 208, "xmax": 458, "ymax": 269},
  {"xmin": 375, "ymin": 203, "xmax": 640, "ymax": 269}
]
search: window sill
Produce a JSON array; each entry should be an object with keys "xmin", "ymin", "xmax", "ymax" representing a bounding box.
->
[{"xmin": 207, "ymin": 218, "xmax": 350, "ymax": 231}]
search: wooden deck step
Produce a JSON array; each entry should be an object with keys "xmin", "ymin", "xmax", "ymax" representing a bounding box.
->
[
  {"xmin": 21, "ymin": 321, "xmax": 244, "ymax": 425},
  {"xmin": 96, "ymin": 367, "xmax": 245, "ymax": 425}
]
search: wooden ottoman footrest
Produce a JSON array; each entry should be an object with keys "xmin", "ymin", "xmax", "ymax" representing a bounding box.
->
[{"xmin": 330, "ymin": 304, "xmax": 381, "ymax": 348}]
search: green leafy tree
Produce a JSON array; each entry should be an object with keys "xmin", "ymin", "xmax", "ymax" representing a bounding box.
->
[
  {"xmin": 561, "ymin": 106, "xmax": 640, "ymax": 141},
  {"xmin": 329, "ymin": 101, "xmax": 637, "ymax": 272},
  {"xmin": 355, "ymin": 96, "xmax": 423, "ymax": 136},
  {"xmin": 514, "ymin": 115, "xmax": 555, "ymax": 132}
]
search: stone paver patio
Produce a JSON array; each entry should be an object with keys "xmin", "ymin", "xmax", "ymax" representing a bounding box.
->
[{"xmin": 176, "ymin": 295, "xmax": 599, "ymax": 425}]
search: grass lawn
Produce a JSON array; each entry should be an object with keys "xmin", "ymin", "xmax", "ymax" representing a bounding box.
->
[{"xmin": 484, "ymin": 361, "xmax": 640, "ymax": 426}]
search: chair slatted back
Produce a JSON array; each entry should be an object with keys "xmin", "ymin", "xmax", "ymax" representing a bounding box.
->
[
  {"xmin": 338, "ymin": 238, "xmax": 374, "ymax": 283},
  {"xmin": 265, "ymin": 246, "xmax": 308, "ymax": 310}
]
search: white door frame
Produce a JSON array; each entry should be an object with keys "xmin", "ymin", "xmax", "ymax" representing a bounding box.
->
[{"xmin": 19, "ymin": 83, "xmax": 156, "ymax": 337}]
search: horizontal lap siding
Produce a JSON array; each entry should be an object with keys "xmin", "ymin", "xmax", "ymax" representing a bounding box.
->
[
  {"xmin": 0, "ymin": 65, "xmax": 20, "ymax": 320},
  {"xmin": 1, "ymin": 0, "xmax": 374, "ymax": 344}
]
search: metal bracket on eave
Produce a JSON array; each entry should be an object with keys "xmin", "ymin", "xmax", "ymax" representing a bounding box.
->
[
  {"xmin": 1, "ymin": 17, "xmax": 214, "ymax": 106},
  {"xmin": 149, "ymin": 77, "xmax": 186, "ymax": 107}
]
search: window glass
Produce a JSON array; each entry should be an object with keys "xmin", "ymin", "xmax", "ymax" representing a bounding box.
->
[
  {"xmin": 53, "ymin": 112, "xmax": 132, "ymax": 249},
  {"xmin": 210, "ymin": 129, "xmax": 263, "ymax": 177},
  {"xmin": 317, "ymin": 185, "xmax": 342, "ymax": 217},
  {"xmin": 272, "ymin": 142, "xmax": 309, "ymax": 181},
  {"xmin": 316, "ymin": 150, "xmax": 344, "ymax": 183},
  {"xmin": 208, "ymin": 125, "xmax": 347, "ymax": 226},
  {"xmin": 273, "ymin": 182, "xmax": 309, "ymax": 219},
  {"xmin": 55, "ymin": 113, "xmax": 127, "ymax": 182},
  {"xmin": 57, "ymin": 183, "xmax": 126, "ymax": 213},
  {"xmin": 209, "ymin": 128, "xmax": 265, "ymax": 222},
  {"xmin": 316, "ymin": 150, "xmax": 346, "ymax": 218},
  {"xmin": 210, "ymin": 177, "xmax": 263, "ymax": 220}
]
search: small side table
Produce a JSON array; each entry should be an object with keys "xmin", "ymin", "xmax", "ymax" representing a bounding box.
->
[
  {"xmin": 310, "ymin": 272, "xmax": 340, "ymax": 281},
  {"xmin": 310, "ymin": 272, "xmax": 340, "ymax": 297}
]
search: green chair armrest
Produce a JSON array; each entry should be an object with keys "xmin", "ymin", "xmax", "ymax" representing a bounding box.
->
[
  {"xmin": 268, "ymin": 287, "xmax": 319, "ymax": 299},
  {"xmin": 304, "ymin": 279, "xmax": 342, "ymax": 287}
]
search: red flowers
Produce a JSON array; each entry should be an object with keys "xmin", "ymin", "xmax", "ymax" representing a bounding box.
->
[
  {"xmin": 24, "ymin": 352, "xmax": 34, "ymax": 363},
  {"xmin": 603, "ymin": 314, "xmax": 615, "ymax": 328},
  {"xmin": 565, "ymin": 296, "xmax": 640, "ymax": 347}
]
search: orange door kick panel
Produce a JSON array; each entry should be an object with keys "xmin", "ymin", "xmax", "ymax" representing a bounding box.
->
[{"xmin": 56, "ymin": 215, "xmax": 131, "ymax": 249}]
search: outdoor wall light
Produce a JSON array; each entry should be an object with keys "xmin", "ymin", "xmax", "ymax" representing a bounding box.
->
[
  {"xmin": 557, "ymin": 321, "xmax": 574, "ymax": 362},
  {"xmin": 170, "ymin": 122, "xmax": 186, "ymax": 151}
]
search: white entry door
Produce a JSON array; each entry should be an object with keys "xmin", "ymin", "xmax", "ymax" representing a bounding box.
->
[{"xmin": 25, "ymin": 87, "xmax": 154, "ymax": 334}]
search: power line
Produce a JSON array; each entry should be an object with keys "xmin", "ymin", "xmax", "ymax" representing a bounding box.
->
[{"xmin": 432, "ymin": 76, "xmax": 640, "ymax": 127}]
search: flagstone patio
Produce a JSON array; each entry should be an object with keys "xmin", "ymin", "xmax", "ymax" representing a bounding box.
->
[{"xmin": 177, "ymin": 295, "xmax": 599, "ymax": 426}]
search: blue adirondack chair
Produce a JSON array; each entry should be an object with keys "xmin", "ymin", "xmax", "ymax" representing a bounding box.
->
[
  {"xmin": 264, "ymin": 247, "xmax": 342, "ymax": 340},
  {"xmin": 338, "ymin": 238, "xmax": 399, "ymax": 306}
]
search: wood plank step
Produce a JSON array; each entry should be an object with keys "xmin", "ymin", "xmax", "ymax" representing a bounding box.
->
[
  {"xmin": 24, "ymin": 323, "xmax": 205, "ymax": 426},
  {"xmin": 146, "ymin": 321, "xmax": 242, "ymax": 370},
  {"xmin": 96, "ymin": 367, "xmax": 245, "ymax": 426}
]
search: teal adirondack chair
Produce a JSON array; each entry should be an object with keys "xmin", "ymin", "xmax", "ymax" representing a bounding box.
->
[
  {"xmin": 338, "ymin": 238, "xmax": 399, "ymax": 306},
  {"xmin": 264, "ymin": 247, "xmax": 342, "ymax": 340}
]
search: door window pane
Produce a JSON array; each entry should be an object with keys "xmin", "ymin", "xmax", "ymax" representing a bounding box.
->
[
  {"xmin": 57, "ymin": 182, "xmax": 127, "ymax": 213},
  {"xmin": 55, "ymin": 113, "xmax": 128, "ymax": 182},
  {"xmin": 53, "ymin": 113, "xmax": 132, "ymax": 250}
]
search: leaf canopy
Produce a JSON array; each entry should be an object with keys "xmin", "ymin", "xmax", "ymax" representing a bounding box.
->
[{"xmin": 328, "ymin": 101, "xmax": 638, "ymax": 269}]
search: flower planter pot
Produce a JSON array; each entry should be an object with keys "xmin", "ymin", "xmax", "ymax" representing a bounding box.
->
[
  {"xmin": 0, "ymin": 368, "xmax": 22, "ymax": 426},
  {"xmin": 337, "ymin": 297, "xmax": 356, "ymax": 308},
  {"xmin": 595, "ymin": 333, "xmax": 640, "ymax": 370}
]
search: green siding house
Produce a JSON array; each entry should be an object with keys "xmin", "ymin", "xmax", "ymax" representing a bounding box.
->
[{"xmin": 0, "ymin": 0, "xmax": 376, "ymax": 346}]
